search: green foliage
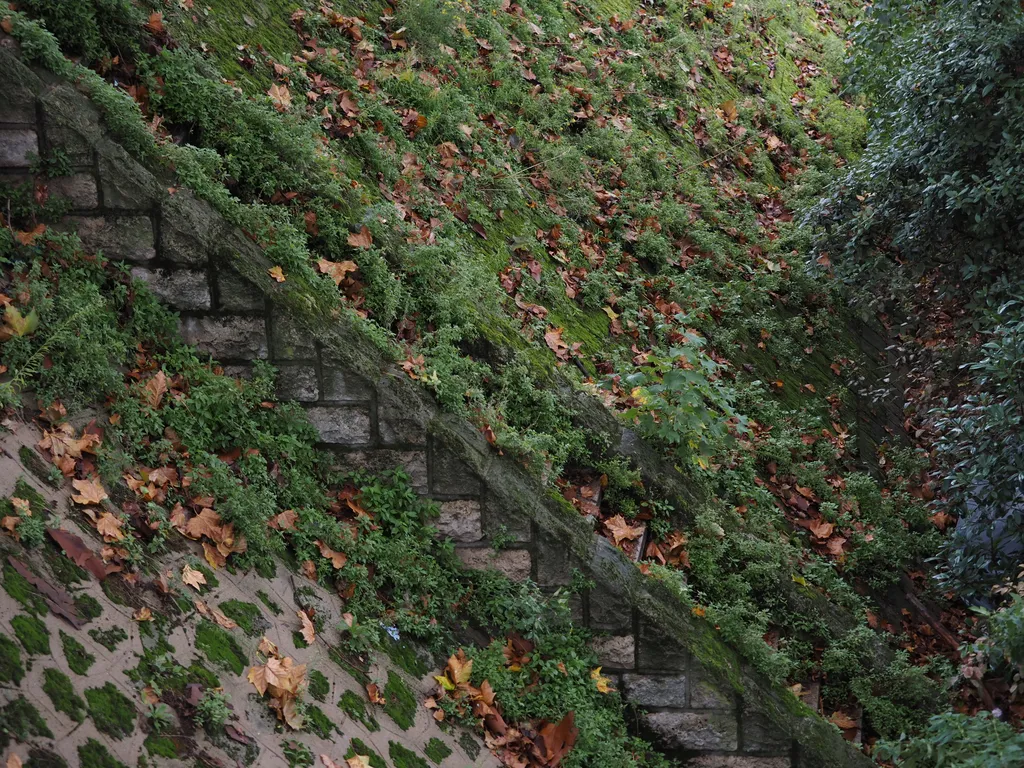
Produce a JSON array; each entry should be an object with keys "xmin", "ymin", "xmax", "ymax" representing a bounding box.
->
[
  {"xmin": 144, "ymin": 733, "xmax": 178, "ymax": 759},
  {"xmin": 42, "ymin": 667, "xmax": 86, "ymax": 723},
  {"xmin": 88, "ymin": 626, "xmax": 127, "ymax": 652},
  {"xmin": 345, "ymin": 738, "xmax": 386, "ymax": 768},
  {"xmin": 60, "ymin": 630, "xmax": 95, "ymax": 675},
  {"xmin": 303, "ymin": 704, "xmax": 336, "ymax": 739},
  {"xmin": 146, "ymin": 703, "xmax": 175, "ymax": 734},
  {"xmin": 74, "ymin": 594, "xmax": 103, "ymax": 622},
  {"xmin": 85, "ymin": 682, "xmax": 137, "ymax": 739},
  {"xmin": 388, "ymin": 742, "xmax": 429, "ymax": 768},
  {"xmin": 77, "ymin": 739, "xmax": 128, "ymax": 768},
  {"xmin": 308, "ymin": 669, "xmax": 330, "ymax": 702},
  {"xmin": 281, "ymin": 739, "xmax": 314, "ymax": 768},
  {"xmin": 17, "ymin": 0, "xmax": 142, "ymax": 64},
  {"xmin": 876, "ymin": 711, "xmax": 1024, "ymax": 767},
  {"xmin": 12, "ymin": 613, "xmax": 50, "ymax": 655},
  {"xmin": 0, "ymin": 696, "xmax": 53, "ymax": 748},
  {"xmin": 382, "ymin": 670, "xmax": 417, "ymax": 730},
  {"xmin": 423, "ymin": 737, "xmax": 452, "ymax": 764},
  {"xmin": 194, "ymin": 689, "xmax": 231, "ymax": 729},
  {"xmin": 218, "ymin": 600, "xmax": 267, "ymax": 637},
  {"xmin": 2, "ymin": 562, "xmax": 48, "ymax": 615},
  {"xmin": 338, "ymin": 689, "xmax": 379, "ymax": 732}
]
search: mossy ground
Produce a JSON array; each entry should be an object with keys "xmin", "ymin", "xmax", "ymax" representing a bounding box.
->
[
  {"xmin": 338, "ymin": 689, "xmax": 379, "ymax": 732},
  {"xmin": 303, "ymin": 704, "xmax": 337, "ymax": 739},
  {"xmin": 12, "ymin": 613, "xmax": 50, "ymax": 655},
  {"xmin": 73, "ymin": 594, "xmax": 103, "ymax": 621},
  {"xmin": 0, "ymin": 696, "xmax": 53, "ymax": 749},
  {"xmin": 84, "ymin": 682, "xmax": 136, "ymax": 739},
  {"xmin": 255, "ymin": 589, "xmax": 283, "ymax": 615},
  {"xmin": 88, "ymin": 626, "xmax": 127, "ymax": 652},
  {"xmin": 77, "ymin": 739, "xmax": 128, "ymax": 768},
  {"xmin": 308, "ymin": 669, "xmax": 330, "ymax": 702},
  {"xmin": 382, "ymin": 670, "xmax": 417, "ymax": 731},
  {"xmin": 217, "ymin": 599, "xmax": 267, "ymax": 637},
  {"xmin": 423, "ymin": 737, "xmax": 452, "ymax": 765},
  {"xmin": 0, "ymin": 631, "xmax": 25, "ymax": 684},
  {"xmin": 144, "ymin": 734, "xmax": 178, "ymax": 758},
  {"xmin": 24, "ymin": 747, "xmax": 68, "ymax": 768},
  {"xmin": 389, "ymin": 742, "xmax": 429, "ymax": 768},
  {"xmin": 194, "ymin": 619, "xmax": 247, "ymax": 675},
  {"xmin": 59, "ymin": 630, "xmax": 95, "ymax": 674},
  {"xmin": 42, "ymin": 667, "xmax": 86, "ymax": 722},
  {"xmin": 3, "ymin": 562, "xmax": 48, "ymax": 615},
  {"xmin": 345, "ymin": 738, "xmax": 386, "ymax": 768}
]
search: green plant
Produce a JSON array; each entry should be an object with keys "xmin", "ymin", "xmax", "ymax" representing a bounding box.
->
[
  {"xmin": 876, "ymin": 711, "xmax": 1024, "ymax": 767},
  {"xmin": 281, "ymin": 739, "xmax": 313, "ymax": 768},
  {"xmin": 146, "ymin": 703, "xmax": 175, "ymax": 733},
  {"xmin": 193, "ymin": 690, "xmax": 230, "ymax": 729}
]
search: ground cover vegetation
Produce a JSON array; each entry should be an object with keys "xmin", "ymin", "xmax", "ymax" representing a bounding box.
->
[{"xmin": 4, "ymin": 0, "xmax": 1021, "ymax": 762}]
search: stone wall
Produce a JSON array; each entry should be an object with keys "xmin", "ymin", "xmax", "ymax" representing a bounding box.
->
[{"xmin": 0, "ymin": 37, "xmax": 870, "ymax": 768}]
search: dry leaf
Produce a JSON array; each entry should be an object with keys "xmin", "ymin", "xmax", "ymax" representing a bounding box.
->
[
  {"xmin": 604, "ymin": 515, "xmax": 645, "ymax": 547},
  {"xmin": 95, "ymin": 513, "xmax": 125, "ymax": 542},
  {"xmin": 346, "ymin": 226, "xmax": 373, "ymax": 249},
  {"xmin": 315, "ymin": 540, "xmax": 347, "ymax": 569},
  {"xmin": 298, "ymin": 610, "xmax": 316, "ymax": 645},
  {"xmin": 366, "ymin": 682, "xmax": 386, "ymax": 705},
  {"xmin": 590, "ymin": 667, "xmax": 614, "ymax": 693},
  {"xmin": 71, "ymin": 477, "xmax": 108, "ymax": 505},
  {"xmin": 142, "ymin": 371, "xmax": 167, "ymax": 408},
  {"xmin": 133, "ymin": 607, "xmax": 153, "ymax": 621},
  {"xmin": 268, "ymin": 509, "xmax": 299, "ymax": 530},
  {"xmin": 316, "ymin": 259, "xmax": 359, "ymax": 285},
  {"xmin": 268, "ymin": 83, "xmax": 292, "ymax": 110},
  {"xmin": 182, "ymin": 564, "xmax": 207, "ymax": 591},
  {"xmin": 346, "ymin": 757, "xmax": 372, "ymax": 768},
  {"xmin": 268, "ymin": 266, "xmax": 286, "ymax": 282},
  {"xmin": 829, "ymin": 711, "xmax": 857, "ymax": 730},
  {"xmin": 6, "ymin": 754, "xmax": 23, "ymax": 768}
]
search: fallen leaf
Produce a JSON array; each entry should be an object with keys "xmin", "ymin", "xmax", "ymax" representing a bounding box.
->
[
  {"xmin": 345, "ymin": 757, "xmax": 371, "ymax": 768},
  {"xmin": 47, "ymin": 528, "xmax": 118, "ymax": 581},
  {"xmin": 297, "ymin": 610, "xmax": 316, "ymax": 645},
  {"xmin": 142, "ymin": 371, "xmax": 167, "ymax": 408},
  {"xmin": 604, "ymin": 515, "xmax": 645, "ymax": 547},
  {"xmin": 366, "ymin": 682, "xmax": 386, "ymax": 705},
  {"xmin": 316, "ymin": 540, "xmax": 347, "ymax": 569},
  {"xmin": 830, "ymin": 711, "xmax": 857, "ymax": 730},
  {"xmin": 7, "ymin": 556, "xmax": 83, "ymax": 627},
  {"xmin": 268, "ymin": 509, "xmax": 299, "ymax": 530},
  {"xmin": 268, "ymin": 266, "xmax": 286, "ymax": 282},
  {"xmin": 71, "ymin": 477, "xmax": 108, "ymax": 505},
  {"xmin": 95, "ymin": 513, "xmax": 125, "ymax": 542},
  {"xmin": 347, "ymin": 226, "xmax": 373, "ymax": 249},
  {"xmin": 182, "ymin": 564, "xmax": 207, "ymax": 591},
  {"xmin": 268, "ymin": 83, "xmax": 292, "ymax": 111},
  {"xmin": 133, "ymin": 607, "xmax": 153, "ymax": 621},
  {"xmin": 590, "ymin": 667, "xmax": 614, "ymax": 693},
  {"xmin": 6, "ymin": 754, "xmax": 23, "ymax": 768},
  {"xmin": 317, "ymin": 259, "xmax": 359, "ymax": 285}
]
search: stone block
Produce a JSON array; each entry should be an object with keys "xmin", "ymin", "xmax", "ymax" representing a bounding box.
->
[
  {"xmin": 689, "ymin": 677, "xmax": 733, "ymax": 710},
  {"xmin": 221, "ymin": 365, "xmax": 254, "ymax": 381},
  {"xmin": 306, "ymin": 405, "xmax": 371, "ymax": 446},
  {"xmin": 271, "ymin": 314, "xmax": 317, "ymax": 360},
  {"xmin": 321, "ymin": 365, "xmax": 372, "ymax": 402},
  {"xmin": 130, "ymin": 268, "xmax": 210, "ymax": 311},
  {"xmin": 638, "ymin": 619, "xmax": 688, "ymax": 673},
  {"xmin": 643, "ymin": 710, "xmax": 739, "ymax": 752},
  {"xmin": 217, "ymin": 269, "xmax": 265, "ymax": 312},
  {"xmin": 456, "ymin": 548, "xmax": 531, "ymax": 581},
  {"xmin": 590, "ymin": 634, "xmax": 635, "ymax": 669},
  {"xmin": 49, "ymin": 174, "xmax": 99, "ymax": 209},
  {"xmin": 741, "ymin": 701, "xmax": 792, "ymax": 753},
  {"xmin": 481, "ymin": 497, "xmax": 532, "ymax": 543},
  {"xmin": 622, "ymin": 674, "xmax": 688, "ymax": 709},
  {"xmin": 96, "ymin": 137, "xmax": 160, "ymax": 209},
  {"xmin": 429, "ymin": 441, "xmax": 483, "ymax": 497},
  {"xmin": 331, "ymin": 449, "xmax": 427, "ymax": 494},
  {"xmin": 161, "ymin": 190, "xmax": 229, "ymax": 265},
  {"xmin": 65, "ymin": 215, "xmax": 155, "ymax": 262},
  {"xmin": 0, "ymin": 47, "xmax": 44, "ymax": 123},
  {"xmin": 40, "ymin": 84, "xmax": 101, "ymax": 165},
  {"xmin": 588, "ymin": 577, "xmax": 633, "ymax": 635},
  {"xmin": 688, "ymin": 758, "xmax": 790, "ymax": 768},
  {"xmin": 435, "ymin": 499, "xmax": 483, "ymax": 543},
  {"xmin": 534, "ymin": 534, "xmax": 571, "ymax": 587},
  {"xmin": 276, "ymin": 365, "xmax": 319, "ymax": 403},
  {"xmin": 377, "ymin": 377, "xmax": 431, "ymax": 446},
  {"xmin": 0, "ymin": 128, "xmax": 37, "ymax": 168},
  {"xmin": 180, "ymin": 316, "xmax": 268, "ymax": 361}
]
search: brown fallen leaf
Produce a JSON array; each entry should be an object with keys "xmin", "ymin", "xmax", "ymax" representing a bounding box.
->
[
  {"xmin": 142, "ymin": 371, "xmax": 167, "ymax": 408},
  {"xmin": 195, "ymin": 600, "xmax": 239, "ymax": 630},
  {"xmin": 316, "ymin": 259, "xmax": 359, "ymax": 286},
  {"xmin": 315, "ymin": 540, "xmax": 347, "ymax": 569},
  {"xmin": 47, "ymin": 528, "xmax": 119, "ymax": 581},
  {"xmin": 133, "ymin": 607, "xmax": 153, "ymax": 621},
  {"xmin": 345, "ymin": 757, "xmax": 372, "ymax": 768},
  {"xmin": 268, "ymin": 266, "xmax": 286, "ymax": 282},
  {"xmin": 182, "ymin": 564, "xmax": 207, "ymax": 591},
  {"xmin": 95, "ymin": 512, "xmax": 125, "ymax": 542},
  {"xmin": 268, "ymin": 509, "xmax": 299, "ymax": 530},
  {"xmin": 6, "ymin": 753, "xmax": 23, "ymax": 768},
  {"xmin": 71, "ymin": 477, "xmax": 108, "ymax": 505},
  {"xmin": 7, "ymin": 556, "xmax": 83, "ymax": 627},
  {"xmin": 590, "ymin": 667, "xmax": 614, "ymax": 694},
  {"xmin": 366, "ymin": 682, "xmax": 386, "ymax": 705},
  {"xmin": 604, "ymin": 515, "xmax": 645, "ymax": 547},
  {"xmin": 347, "ymin": 226, "xmax": 373, "ymax": 249},
  {"xmin": 830, "ymin": 711, "xmax": 857, "ymax": 730},
  {"xmin": 297, "ymin": 610, "xmax": 316, "ymax": 645}
]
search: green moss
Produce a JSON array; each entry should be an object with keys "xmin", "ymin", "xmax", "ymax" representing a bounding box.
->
[
  {"xmin": 382, "ymin": 670, "xmax": 416, "ymax": 730},
  {"xmin": 0, "ymin": 696, "xmax": 53, "ymax": 748},
  {"xmin": 217, "ymin": 599, "xmax": 266, "ymax": 637},
  {"xmin": 42, "ymin": 667, "xmax": 86, "ymax": 722},
  {"xmin": 12, "ymin": 613, "xmax": 51, "ymax": 655},
  {"xmin": 386, "ymin": 639, "xmax": 429, "ymax": 677},
  {"xmin": 389, "ymin": 742, "xmax": 429, "ymax": 768},
  {"xmin": 308, "ymin": 669, "xmax": 329, "ymax": 702},
  {"xmin": 74, "ymin": 593, "xmax": 103, "ymax": 621},
  {"xmin": 14, "ymin": 477, "xmax": 48, "ymax": 511},
  {"xmin": 0, "ymin": 632, "xmax": 25, "ymax": 684},
  {"xmin": 88, "ymin": 626, "xmax": 128, "ymax": 652},
  {"xmin": 291, "ymin": 630, "xmax": 308, "ymax": 649},
  {"xmin": 144, "ymin": 734, "xmax": 178, "ymax": 758},
  {"xmin": 194, "ymin": 619, "xmax": 246, "ymax": 675},
  {"xmin": 43, "ymin": 547, "xmax": 88, "ymax": 585},
  {"xmin": 345, "ymin": 739, "xmax": 386, "ymax": 768},
  {"xmin": 303, "ymin": 704, "xmax": 337, "ymax": 739},
  {"xmin": 100, "ymin": 577, "xmax": 128, "ymax": 606},
  {"xmin": 338, "ymin": 689, "xmax": 379, "ymax": 732},
  {"xmin": 255, "ymin": 589, "xmax": 283, "ymax": 615},
  {"xmin": 78, "ymin": 738, "xmax": 128, "ymax": 768},
  {"xmin": 193, "ymin": 563, "xmax": 219, "ymax": 590},
  {"xmin": 60, "ymin": 630, "xmax": 96, "ymax": 674},
  {"xmin": 18, "ymin": 445, "xmax": 60, "ymax": 488},
  {"xmin": 458, "ymin": 732, "xmax": 480, "ymax": 760},
  {"xmin": 3, "ymin": 562, "xmax": 49, "ymax": 615},
  {"xmin": 423, "ymin": 738, "xmax": 451, "ymax": 765},
  {"xmin": 85, "ymin": 682, "xmax": 136, "ymax": 739},
  {"xmin": 24, "ymin": 747, "xmax": 69, "ymax": 768}
]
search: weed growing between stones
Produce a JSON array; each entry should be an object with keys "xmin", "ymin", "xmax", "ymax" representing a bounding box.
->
[
  {"xmin": 0, "ymin": 696, "xmax": 53, "ymax": 748},
  {"xmin": 423, "ymin": 737, "xmax": 452, "ymax": 765},
  {"xmin": 77, "ymin": 739, "xmax": 128, "ymax": 768},
  {"xmin": 88, "ymin": 627, "xmax": 127, "ymax": 652},
  {"xmin": 382, "ymin": 670, "xmax": 417, "ymax": 730},
  {"xmin": 345, "ymin": 739, "xmax": 386, "ymax": 768}
]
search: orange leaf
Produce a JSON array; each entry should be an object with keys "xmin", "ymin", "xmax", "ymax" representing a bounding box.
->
[
  {"xmin": 315, "ymin": 540, "xmax": 347, "ymax": 569},
  {"xmin": 297, "ymin": 610, "xmax": 316, "ymax": 645},
  {"xmin": 133, "ymin": 607, "xmax": 153, "ymax": 621},
  {"xmin": 268, "ymin": 84, "xmax": 292, "ymax": 111},
  {"xmin": 829, "ymin": 711, "xmax": 857, "ymax": 730},
  {"xmin": 71, "ymin": 477, "xmax": 108, "ymax": 505},
  {"xmin": 268, "ymin": 266, "xmax": 286, "ymax": 282},
  {"xmin": 95, "ymin": 513, "xmax": 125, "ymax": 542},
  {"xmin": 268, "ymin": 509, "xmax": 299, "ymax": 530},
  {"xmin": 316, "ymin": 259, "xmax": 359, "ymax": 285},
  {"xmin": 604, "ymin": 514, "xmax": 645, "ymax": 547},
  {"xmin": 366, "ymin": 682, "xmax": 386, "ymax": 704},
  {"xmin": 142, "ymin": 371, "xmax": 167, "ymax": 408},
  {"xmin": 590, "ymin": 667, "xmax": 614, "ymax": 693},
  {"xmin": 346, "ymin": 226, "xmax": 373, "ymax": 249},
  {"xmin": 14, "ymin": 224, "xmax": 45, "ymax": 246}
]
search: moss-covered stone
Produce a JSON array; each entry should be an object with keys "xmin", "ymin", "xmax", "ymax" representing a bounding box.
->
[
  {"xmin": 12, "ymin": 613, "xmax": 51, "ymax": 655},
  {"xmin": 389, "ymin": 742, "xmax": 429, "ymax": 768},
  {"xmin": 423, "ymin": 738, "xmax": 451, "ymax": 765},
  {"xmin": 74, "ymin": 593, "xmax": 103, "ymax": 621},
  {"xmin": 0, "ymin": 696, "xmax": 53, "ymax": 749},
  {"xmin": 0, "ymin": 632, "xmax": 25, "ymax": 684},
  {"xmin": 60, "ymin": 629, "xmax": 96, "ymax": 674},
  {"xmin": 303, "ymin": 704, "xmax": 337, "ymax": 739},
  {"xmin": 217, "ymin": 599, "xmax": 267, "ymax": 637},
  {"xmin": 85, "ymin": 682, "xmax": 136, "ymax": 739},
  {"xmin": 386, "ymin": 638, "xmax": 429, "ymax": 677},
  {"xmin": 308, "ymin": 668, "xmax": 329, "ymax": 702},
  {"xmin": 88, "ymin": 626, "xmax": 128, "ymax": 651},
  {"xmin": 194, "ymin": 619, "xmax": 246, "ymax": 675},
  {"xmin": 42, "ymin": 667, "xmax": 86, "ymax": 722},
  {"xmin": 255, "ymin": 589, "xmax": 283, "ymax": 615},
  {"xmin": 18, "ymin": 445, "xmax": 60, "ymax": 488},
  {"xmin": 78, "ymin": 738, "xmax": 128, "ymax": 768},
  {"xmin": 458, "ymin": 731, "xmax": 480, "ymax": 760},
  {"xmin": 344, "ymin": 739, "xmax": 386, "ymax": 768},
  {"xmin": 383, "ymin": 670, "xmax": 416, "ymax": 730},
  {"xmin": 338, "ymin": 689, "xmax": 379, "ymax": 732},
  {"xmin": 2, "ymin": 562, "xmax": 49, "ymax": 615},
  {"xmin": 144, "ymin": 733, "xmax": 178, "ymax": 758},
  {"xmin": 24, "ymin": 747, "xmax": 69, "ymax": 768}
]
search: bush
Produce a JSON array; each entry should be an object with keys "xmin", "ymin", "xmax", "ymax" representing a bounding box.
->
[{"xmin": 876, "ymin": 711, "xmax": 1024, "ymax": 767}]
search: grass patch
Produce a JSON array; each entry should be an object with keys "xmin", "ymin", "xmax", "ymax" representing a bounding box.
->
[
  {"xmin": 74, "ymin": 594, "xmax": 103, "ymax": 621},
  {"xmin": 194, "ymin": 619, "xmax": 247, "ymax": 675},
  {"xmin": 42, "ymin": 667, "xmax": 86, "ymax": 722},
  {"xmin": 144, "ymin": 733, "xmax": 178, "ymax": 758},
  {"xmin": 386, "ymin": 639, "xmax": 429, "ymax": 677},
  {"xmin": 60, "ymin": 630, "xmax": 96, "ymax": 674},
  {"xmin": 389, "ymin": 742, "xmax": 429, "ymax": 768},
  {"xmin": 458, "ymin": 731, "xmax": 480, "ymax": 760},
  {"xmin": 338, "ymin": 689, "xmax": 379, "ymax": 732},
  {"xmin": 383, "ymin": 670, "xmax": 417, "ymax": 731},
  {"xmin": 2, "ymin": 562, "xmax": 48, "ymax": 615},
  {"xmin": 0, "ymin": 632, "xmax": 25, "ymax": 684},
  {"xmin": 85, "ymin": 682, "xmax": 136, "ymax": 739},
  {"xmin": 255, "ymin": 589, "xmax": 283, "ymax": 615},
  {"xmin": 0, "ymin": 696, "xmax": 53, "ymax": 749},
  {"xmin": 25, "ymin": 747, "xmax": 69, "ymax": 768},
  {"xmin": 303, "ymin": 704, "xmax": 337, "ymax": 739},
  {"xmin": 308, "ymin": 668, "xmax": 329, "ymax": 702},
  {"xmin": 12, "ymin": 613, "xmax": 51, "ymax": 655}
]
